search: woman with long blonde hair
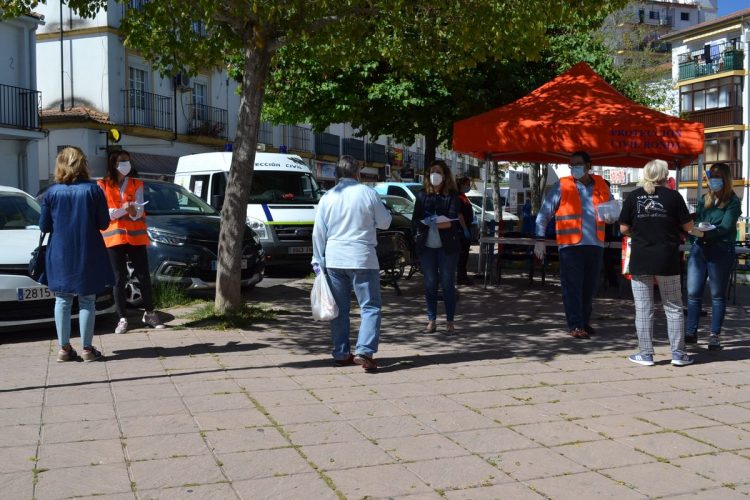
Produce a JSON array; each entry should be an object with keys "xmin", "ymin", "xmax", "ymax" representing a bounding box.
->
[{"xmin": 685, "ymin": 162, "xmax": 741, "ymax": 350}]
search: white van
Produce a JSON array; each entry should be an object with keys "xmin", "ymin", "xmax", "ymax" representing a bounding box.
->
[{"xmin": 174, "ymin": 152, "xmax": 321, "ymax": 265}]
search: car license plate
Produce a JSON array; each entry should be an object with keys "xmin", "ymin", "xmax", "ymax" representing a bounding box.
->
[
  {"xmin": 289, "ymin": 246, "xmax": 312, "ymax": 255},
  {"xmin": 17, "ymin": 286, "xmax": 55, "ymax": 301},
  {"xmin": 211, "ymin": 259, "xmax": 247, "ymax": 271}
]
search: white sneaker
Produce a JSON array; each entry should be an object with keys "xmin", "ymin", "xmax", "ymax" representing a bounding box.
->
[
  {"xmin": 143, "ymin": 311, "xmax": 165, "ymax": 329},
  {"xmin": 115, "ymin": 318, "xmax": 128, "ymax": 334}
]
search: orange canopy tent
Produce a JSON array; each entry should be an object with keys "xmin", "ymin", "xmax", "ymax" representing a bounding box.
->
[{"xmin": 452, "ymin": 62, "xmax": 704, "ymax": 168}]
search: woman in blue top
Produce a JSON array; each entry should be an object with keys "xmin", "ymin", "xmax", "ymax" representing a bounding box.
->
[
  {"xmin": 39, "ymin": 147, "xmax": 114, "ymax": 362},
  {"xmin": 413, "ymin": 160, "xmax": 461, "ymax": 334},
  {"xmin": 686, "ymin": 162, "xmax": 742, "ymax": 350}
]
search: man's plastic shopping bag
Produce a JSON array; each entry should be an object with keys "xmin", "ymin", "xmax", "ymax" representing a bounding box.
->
[{"xmin": 311, "ymin": 273, "xmax": 339, "ymax": 321}]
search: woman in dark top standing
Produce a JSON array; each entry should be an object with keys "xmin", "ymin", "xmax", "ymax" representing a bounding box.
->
[
  {"xmin": 413, "ymin": 160, "xmax": 461, "ymax": 334},
  {"xmin": 619, "ymin": 159, "xmax": 695, "ymax": 367},
  {"xmin": 39, "ymin": 147, "xmax": 114, "ymax": 362},
  {"xmin": 686, "ymin": 162, "xmax": 742, "ymax": 350}
]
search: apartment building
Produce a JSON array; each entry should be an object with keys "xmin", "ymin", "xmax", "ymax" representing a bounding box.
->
[
  {"xmin": 0, "ymin": 12, "xmax": 44, "ymax": 191},
  {"xmin": 663, "ymin": 7, "xmax": 749, "ymax": 221},
  {"xmin": 32, "ymin": 0, "xmax": 242, "ymax": 188}
]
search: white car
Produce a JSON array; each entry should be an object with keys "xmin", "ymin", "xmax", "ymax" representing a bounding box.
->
[{"xmin": 0, "ymin": 185, "xmax": 115, "ymax": 330}]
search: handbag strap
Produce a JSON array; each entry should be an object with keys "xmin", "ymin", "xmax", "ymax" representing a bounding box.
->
[{"xmin": 39, "ymin": 232, "xmax": 47, "ymax": 247}]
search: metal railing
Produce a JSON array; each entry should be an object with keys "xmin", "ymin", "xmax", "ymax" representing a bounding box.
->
[
  {"xmin": 678, "ymin": 160, "xmax": 743, "ymax": 182},
  {"xmin": 342, "ymin": 138, "xmax": 365, "ymax": 160},
  {"xmin": 121, "ymin": 89, "xmax": 173, "ymax": 131},
  {"xmin": 682, "ymin": 106, "xmax": 743, "ymax": 128},
  {"xmin": 315, "ymin": 132, "xmax": 340, "ymax": 157},
  {"xmin": 678, "ymin": 41, "xmax": 744, "ymax": 81},
  {"xmin": 0, "ymin": 83, "xmax": 41, "ymax": 131},
  {"xmin": 186, "ymin": 103, "xmax": 228, "ymax": 139},
  {"xmin": 285, "ymin": 125, "xmax": 313, "ymax": 152},
  {"xmin": 257, "ymin": 121, "xmax": 273, "ymax": 145}
]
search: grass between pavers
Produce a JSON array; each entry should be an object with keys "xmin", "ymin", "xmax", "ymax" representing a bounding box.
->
[
  {"xmin": 152, "ymin": 281, "xmax": 204, "ymax": 310},
  {"xmin": 182, "ymin": 303, "xmax": 288, "ymax": 330}
]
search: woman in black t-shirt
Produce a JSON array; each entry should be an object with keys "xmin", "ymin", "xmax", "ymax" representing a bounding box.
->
[{"xmin": 619, "ymin": 159, "xmax": 695, "ymax": 367}]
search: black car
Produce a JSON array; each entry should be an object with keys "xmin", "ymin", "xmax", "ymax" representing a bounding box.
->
[
  {"xmin": 37, "ymin": 180, "xmax": 265, "ymax": 307},
  {"xmin": 125, "ymin": 179, "xmax": 265, "ymax": 305}
]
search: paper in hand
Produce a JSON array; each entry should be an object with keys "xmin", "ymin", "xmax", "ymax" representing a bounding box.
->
[
  {"xmin": 132, "ymin": 201, "xmax": 149, "ymax": 207},
  {"xmin": 434, "ymin": 215, "xmax": 457, "ymax": 224}
]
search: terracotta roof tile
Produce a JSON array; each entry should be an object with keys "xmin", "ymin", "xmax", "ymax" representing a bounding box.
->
[{"xmin": 41, "ymin": 106, "xmax": 113, "ymax": 125}]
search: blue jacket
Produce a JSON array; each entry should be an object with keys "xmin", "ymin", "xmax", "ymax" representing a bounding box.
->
[{"xmin": 39, "ymin": 181, "xmax": 114, "ymax": 295}]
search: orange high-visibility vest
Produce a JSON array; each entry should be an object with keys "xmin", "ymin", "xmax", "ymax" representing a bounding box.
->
[
  {"xmin": 97, "ymin": 178, "xmax": 149, "ymax": 247},
  {"xmin": 555, "ymin": 175, "xmax": 610, "ymax": 245}
]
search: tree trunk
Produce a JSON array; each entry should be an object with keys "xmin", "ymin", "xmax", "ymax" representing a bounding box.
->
[
  {"xmin": 491, "ymin": 162, "xmax": 503, "ymax": 234},
  {"xmin": 215, "ymin": 44, "xmax": 272, "ymax": 312},
  {"xmin": 423, "ymin": 129, "xmax": 437, "ymax": 177},
  {"xmin": 529, "ymin": 162, "xmax": 549, "ymax": 214}
]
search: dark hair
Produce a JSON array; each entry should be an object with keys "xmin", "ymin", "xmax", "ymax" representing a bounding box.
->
[
  {"xmin": 571, "ymin": 151, "xmax": 591, "ymax": 166},
  {"xmin": 336, "ymin": 155, "xmax": 360, "ymax": 179},
  {"xmin": 424, "ymin": 159, "xmax": 457, "ymax": 195},
  {"xmin": 104, "ymin": 149, "xmax": 131, "ymax": 185},
  {"xmin": 705, "ymin": 162, "xmax": 733, "ymax": 208},
  {"xmin": 458, "ymin": 176, "xmax": 471, "ymax": 187}
]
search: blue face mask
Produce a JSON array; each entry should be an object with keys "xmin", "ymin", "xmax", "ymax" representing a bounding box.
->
[
  {"xmin": 708, "ymin": 178, "xmax": 724, "ymax": 191},
  {"xmin": 570, "ymin": 166, "xmax": 585, "ymax": 180}
]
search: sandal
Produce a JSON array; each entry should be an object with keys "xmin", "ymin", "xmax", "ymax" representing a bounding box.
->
[
  {"xmin": 569, "ymin": 328, "xmax": 589, "ymax": 339},
  {"xmin": 425, "ymin": 321, "xmax": 436, "ymax": 333}
]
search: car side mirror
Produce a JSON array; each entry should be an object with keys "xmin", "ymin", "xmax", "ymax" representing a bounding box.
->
[{"xmin": 211, "ymin": 194, "xmax": 225, "ymax": 210}]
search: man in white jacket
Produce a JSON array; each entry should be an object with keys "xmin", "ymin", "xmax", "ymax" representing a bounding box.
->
[{"xmin": 312, "ymin": 155, "xmax": 392, "ymax": 372}]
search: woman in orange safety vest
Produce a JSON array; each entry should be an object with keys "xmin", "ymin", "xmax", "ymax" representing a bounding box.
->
[{"xmin": 98, "ymin": 150, "xmax": 164, "ymax": 333}]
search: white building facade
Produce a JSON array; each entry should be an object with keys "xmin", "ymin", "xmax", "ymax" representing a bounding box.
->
[
  {"xmin": 33, "ymin": 0, "xmax": 241, "ymax": 188},
  {"xmin": 0, "ymin": 12, "xmax": 44, "ymax": 191}
]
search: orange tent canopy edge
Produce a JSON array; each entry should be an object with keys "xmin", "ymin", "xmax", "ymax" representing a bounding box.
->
[{"xmin": 451, "ymin": 62, "xmax": 704, "ymax": 168}]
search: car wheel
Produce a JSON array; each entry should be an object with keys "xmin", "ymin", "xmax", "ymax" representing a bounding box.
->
[{"xmin": 125, "ymin": 261, "xmax": 144, "ymax": 308}]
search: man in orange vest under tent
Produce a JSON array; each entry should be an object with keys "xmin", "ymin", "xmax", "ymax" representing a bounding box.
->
[
  {"xmin": 98, "ymin": 150, "xmax": 164, "ymax": 334},
  {"xmin": 534, "ymin": 151, "xmax": 614, "ymax": 339}
]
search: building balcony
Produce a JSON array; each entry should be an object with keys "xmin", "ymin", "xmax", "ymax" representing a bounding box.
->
[
  {"xmin": 121, "ymin": 89, "xmax": 173, "ymax": 131},
  {"xmin": 678, "ymin": 160, "xmax": 743, "ymax": 183},
  {"xmin": 257, "ymin": 121, "xmax": 273, "ymax": 146},
  {"xmin": 283, "ymin": 125, "xmax": 313, "ymax": 153},
  {"xmin": 0, "ymin": 83, "xmax": 41, "ymax": 131},
  {"xmin": 186, "ymin": 103, "xmax": 228, "ymax": 139},
  {"xmin": 342, "ymin": 137, "xmax": 365, "ymax": 161},
  {"xmin": 678, "ymin": 41, "xmax": 744, "ymax": 81},
  {"xmin": 315, "ymin": 132, "xmax": 340, "ymax": 157},
  {"xmin": 367, "ymin": 142, "xmax": 387, "ymax": 164},
  {"xmin": 682, "ymin": 106, "xmax": 743, "ymax": 129}
]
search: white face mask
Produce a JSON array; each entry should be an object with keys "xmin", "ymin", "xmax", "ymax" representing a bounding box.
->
[
  {"xmin": 429, "ymin": 172, "xmax": 443, "ymax": 187},
  {"xmin": 116, "ymin": 161, "xmax": 132, "ymax": 176}
]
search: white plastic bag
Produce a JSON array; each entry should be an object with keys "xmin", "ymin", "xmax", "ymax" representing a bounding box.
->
[
  {"xmin": 596, "ymin": 199, "xmax": 622, "ymax": 224},
  {"xmin": 311, "ymin": 273, "xmax": 339, "ymax": 321}
]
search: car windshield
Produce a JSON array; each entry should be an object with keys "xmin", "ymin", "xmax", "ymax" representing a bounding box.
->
[
  {"xmin": 143, "ymin": 181, "xmax": 219, "ymax": 215},
  {"xmin": 382, "ymin": 196, "xmax": 414, "ymax": 216},
  {"xmin": 407, "ymin": 185, "xmax": 424, "ymax": 196},
  {"xmin": 0, "ymin": 192, "xmax": 41, "ymax": 230},
  {"xmin": 248, "ymin": 172, "xmax": 321, "ymax": 204}
]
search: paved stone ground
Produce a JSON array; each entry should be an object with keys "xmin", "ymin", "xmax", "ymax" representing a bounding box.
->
[{"xmin": 1, "ymin": 268, "xmax": 750, "ymax": 499}]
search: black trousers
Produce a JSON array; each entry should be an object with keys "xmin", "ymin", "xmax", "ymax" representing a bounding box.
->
[
  {"xmin": 107, "ymin": 243, "xmax": 154, "ymax": 317},
  {"xmin": 457, "ymin": 236, "xmax": 471, "ymax": 279}
]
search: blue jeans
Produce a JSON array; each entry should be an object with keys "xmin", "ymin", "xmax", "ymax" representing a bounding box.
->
[
  {"xmin": 54, "ymin": 293, "xmax": 96, "ymax": 349},
  {"xmin": 327, "ymin": 269, "xmax": 381, "ymax": 360},
  {"xmin": 687, "ymin": 242, "xmax": 735, "ymax": 336},
  {"xmin": 559, "ymin": 245, "xmax": 603, "ymax": 330},
  {"xmin": 419, "ymin": 247, "xmax": 459, "ymax": 321}
]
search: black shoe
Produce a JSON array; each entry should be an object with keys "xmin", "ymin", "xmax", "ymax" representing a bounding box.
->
[{"xmin": 685, "ymin": 334, "xmax": 698, "ymax": 345}]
